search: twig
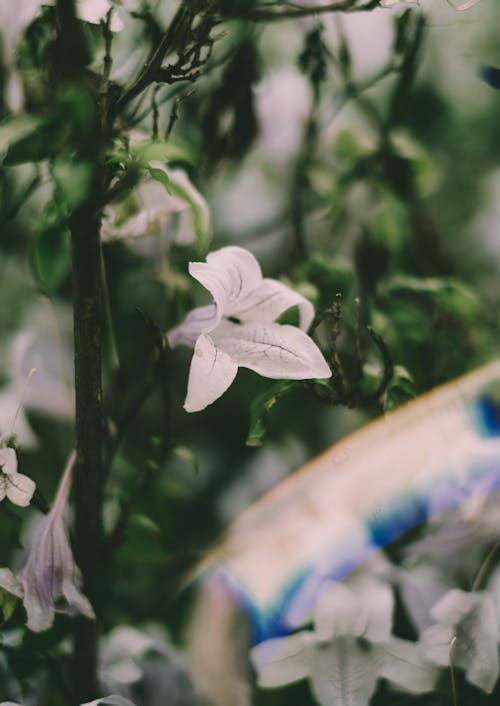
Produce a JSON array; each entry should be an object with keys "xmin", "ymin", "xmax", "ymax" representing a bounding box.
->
[{"xmin": 229, "ymin": 0, "xmax": 380, "ymax": 21}]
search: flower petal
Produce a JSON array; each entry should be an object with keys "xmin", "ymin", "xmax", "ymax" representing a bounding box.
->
[
  {"xmin": 183, "ymin": 334, "xmax": 238, "ymax": 412},
  {"xmin": 377, "ymin": 636, "xmax": 437, "ymax": 693},
  {"xmin": 0, "ymin": 568, "xmax": 23, "ymax": 598},
  {"xmin": 313, "ymin": 583, "xmax": 367, "ymax": 641},
  {"xmin": 213, "ymin": 321, "xmax": 331, "ymax": 380},
  {"xmin": 0, "ymin": 448, "xmax": 17, "ymax": 475},
  {"xmin": 229, "ymin": 278, "xmax": 314, "ymax": 331},
  {"xmin": 189, "ymin": 247, "xmax": 263, "ymax": 327},
  {"xmin": 310, "ymin": 637, "xmax": 379, "ymax": 706},
  {"xmin": 250, "ymin": 632, "xmax": 314, "ymax": 688},
  {"xmin": 167, "ymin": 304, "xmax": 218, "ymax": 348},
  {"xmin": 5, "ymin": 471, "xmax": 35, "ymax": 507}
]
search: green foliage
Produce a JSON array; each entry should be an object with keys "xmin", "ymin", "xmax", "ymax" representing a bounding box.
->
[{"xmin": 31, "ymin": 224, "xmax": 71, "ymax": 291}]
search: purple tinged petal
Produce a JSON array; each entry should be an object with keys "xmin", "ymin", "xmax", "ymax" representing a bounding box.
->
[
  {"xmin": 19, "ymin": 451, "xmax": 95, "ymax": 632},
  {"xmin": 166, "ymin": 304, "xmax": 218, "ymax": 349}
]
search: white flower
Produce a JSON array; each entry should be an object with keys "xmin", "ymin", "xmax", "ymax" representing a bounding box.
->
[
  {"xmin": 0, "ymin": 452, "xmax": 94, "ymax": 632},
  {"xmin": 167, "ymin": 246, "xmax": 331, "ymax": 412},
  {"xmin": 0, "ymin": 447, "xmax": 35, "ymax": 507},
  {"xmin": 251, "ymin": 577, "xmax": 436, "ymax": 706},
  {"xmin": 421, "ymin": 588, "xmax": 499, "ymax": 693},
  {"xmin": 101, "ymin": 164, "xmax": 211, "ymax": 250}
]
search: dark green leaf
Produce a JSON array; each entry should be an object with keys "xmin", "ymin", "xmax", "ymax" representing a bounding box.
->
[{"xmin": 31, "ymin": 225, "xmax": 71, "ymax": 290}]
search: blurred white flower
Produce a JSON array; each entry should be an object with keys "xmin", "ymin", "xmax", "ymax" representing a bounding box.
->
[
  {"xmin": 0, "ymin": 447, "xmax": 35, "ymax": 507},
  {"xmin": 81, "ymin": 697, "xmax": 137, "ymax": 706},
  {"xmin": 421, "ymin": 588, "xmax": 499, "ymax": 693},
  {"xmin": 101, "ymin": 164, "xmax": 211, "ymax": 249},
  {"xmin": 381, "ymin": 0, "xmax": 481, "ymax": 7},
  {"xmin": 167, "ymin": 246, "xmax": 331, "ymax": 412},
  {"xmin": 99, "ymin": 626, "xmax": 157, "ymax": 693},
  {"xmin": 251, "ymin": 576, "xmax": 436, "ymax": 706},
  {"xmin": 0, "ymin": 452, "xmax": 94, "ymax": 632},
  {"xmin": 77, "ymin": 0, "xmax": 124, "ymax": 31},
  {"xmin": 255, "ymin": 69, "xmax": 311, "ymax": 163}
]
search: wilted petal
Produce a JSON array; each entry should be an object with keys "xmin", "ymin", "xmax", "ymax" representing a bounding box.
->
[
  {"xmin": 377, "ymin": 636, "xmax": 437, "ymax": 693},
  {"xmin": 184, "ymin": 334, "xmax": 238, "ymax": 412},
  {"xmin": 167, "ymin": 304, "xmax": 218, "ymax": 348},
  {"xmin": 213, "ymin": 321, "xmax": 331, "ymax": 380},
  {"xmin": 310, "ymin": 637, "xmax": 379, "ymax": 706},
  {"xmin": 163, "ymin": 167, "xmax": 212, "ymax": 249},
  {"xmin": 251, "ymin": 632, "xmax": 314, "ymax": 687},
  {"xmin": 19, "ymin": 452, "xmax": 95, "ymax": 631}
]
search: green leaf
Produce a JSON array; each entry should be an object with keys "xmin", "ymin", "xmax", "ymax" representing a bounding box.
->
[
  {"xmin": 383, "ymin": 364, "xmax": 416, "ymax": 411},
  {"xmin": 131, "ymin": 138, "xmax": 197, "ymax": 166},
  {"xmin": 247, "ymin": 381, "xmax": 297, "ymax": 447},
  {"xmin": 0, "ymin": 115, "xmax": 42, "ymax": 161},
  {"xmin": 31, "ymin": 225, "xmax": 71, "ymax": 290},
  {"xmin": 371, "ymin": 193, "xmax": 410, "ymax": 254},
  {"xmin": 116, "ymin": 512, "xmax": 164, "ymax": 562},
  {"xmin": 0, "ymin": 586, "xmax": 19, "ymax": 624},
  {"xmin": 52, "ymin": 159, "xmax": 92, "ymax": 211},
  {"xmin": 383, "ymin": 275, "xmax": 478, "ymax": 318},
  {"xmin": 172, "ymin": 445, "xmax": 199, "ymax": 473}
]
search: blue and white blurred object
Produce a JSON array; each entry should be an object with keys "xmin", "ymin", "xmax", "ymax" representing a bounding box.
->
[{"xmin": 190, "ymin": 360, "xmax": 500, "ymax": 703}]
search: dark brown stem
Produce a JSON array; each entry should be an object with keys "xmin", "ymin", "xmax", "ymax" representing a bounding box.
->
[
  {"xmin": 70, "ymin": 201, "xmax": 105, "ymax": 703},
  {"xmin": 54, "ymin": 1, "xmax": 106, "ymax": 699}
]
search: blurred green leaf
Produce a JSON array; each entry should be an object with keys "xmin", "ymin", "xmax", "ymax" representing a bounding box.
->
[
  {"xmin": 0, "ymin": 115, "xmax": 41, "ymax": 160},
  {"xmin": 247, "ymin": 381, "xmax": 297, "ymax": 447},
  {"xmin": 0, "ymin": 585, "xmax": 19, "ymax": 624},
  {"xmin": 116, "ymin": 512, "xmax": 164, "ymax": 562},
  {"xmin": 383, "ymin": 275, "xmax": 478, "ymax": 318},
  {"xmin": 131, "ymin": 138, "xmax": 197, "ymax": 166},
  {"xmin": 372, "ymin": 193, "xmax": 410, "ymax": 254},
  {"xmin": 383, "ymin": 364, "xmax": 416, "ymax": 411},
  {"xmin": 52, "ymin": 159, "xmax": 92, "ymax": 211},
  {"xmin": 172, "ymin": 445, "xmax": 199, "ymax": 473},
  {"xmin": 31, "ymin": 225, "xmax": 71, "ymax": 290}
]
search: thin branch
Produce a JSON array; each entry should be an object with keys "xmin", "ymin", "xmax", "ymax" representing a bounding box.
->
[{"xmin": 228, "ymin": 0, "xmax": 380, "ymax": 21}]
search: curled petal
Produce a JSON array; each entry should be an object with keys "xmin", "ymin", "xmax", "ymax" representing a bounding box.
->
[
  {"xmin": 184, "ymin": 334, "xmax": 238, "ymax": 412},
  {"xmin": 189, "ymin": 247, "xmax": 263, "ymax": 327},
  {"xmin": 213, "ymin": 321, "xmax": 331, "ymax": 380},
  {"xmin": 229, "ymin": 278, "xmax": 314, "ymax": 331}
]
